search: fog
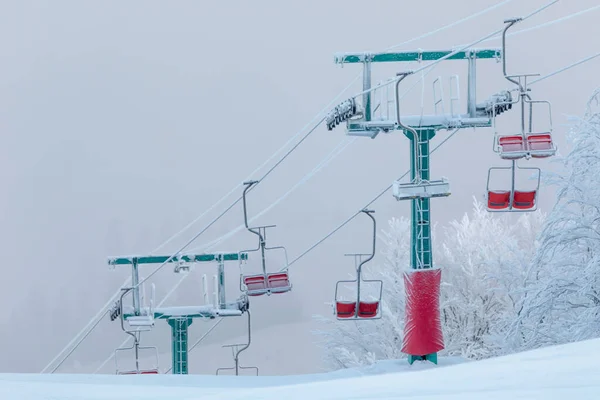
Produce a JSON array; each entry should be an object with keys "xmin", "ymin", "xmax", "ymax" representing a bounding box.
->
[{"xmin": 1, "ymin": 0, "xmax": 598, "ymax": 375}]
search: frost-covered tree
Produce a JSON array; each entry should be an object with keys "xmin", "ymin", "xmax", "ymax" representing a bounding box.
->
[
  {"xmin": 439, "ymin": 198, "xmax": 544, "ymax": 359},
  {"xmin": 313, "ymin": 198, "xmax": 544, "ymax": 370},
  {"xmin": 510, "ymin": 88, "xmax": 600, "ymax": 350}
]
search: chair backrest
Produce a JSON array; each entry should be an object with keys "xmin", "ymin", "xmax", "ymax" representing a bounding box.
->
[
  {"xmin": 513, "ymin": 190, "xmax": 536, "ymax": 209},
  {"xmin": 358, "ymin": 301, "xmax": 379, "ymax": 318},
  {"xmin": 336, "ymin": 301, "xmax": 357, "ymax": 318},
  {"xmin": 488, "ymin": 190, "xmax": 510, "ymax": 209}
]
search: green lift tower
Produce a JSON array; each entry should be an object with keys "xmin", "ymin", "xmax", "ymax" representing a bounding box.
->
[{"xmin": 107, "ymin": 252, "xmax": 248, "ymax": 375}]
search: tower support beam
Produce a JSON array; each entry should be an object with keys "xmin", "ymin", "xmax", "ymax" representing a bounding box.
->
[{"xmin": 168, "ymin": 317, "xmax": 193, "ymax": 375}]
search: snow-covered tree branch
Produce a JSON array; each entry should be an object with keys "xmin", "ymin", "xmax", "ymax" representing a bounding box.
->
[{"xmin": 511, "ymin": 88, "xmax": 600, "ymax": 350}]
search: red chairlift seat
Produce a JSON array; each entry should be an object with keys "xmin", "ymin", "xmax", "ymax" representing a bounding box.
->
[
  {"xmin": 487, "ymin": 190, "xmax": 537, "ymax": 211},
  {"xmin": 498, "ymin": 135, "xmax": 527, "ymax": 159},
  {"xmin": 334, "ymin": 300, "xmax": 380, "ymax": 319},
  {"xmin": 267, "ymin": 272, "xmax": 291, "ymax": 293},
  {"xmin": 358, "ymin": 301, "xmax": 379, "ymax": 318},
  {"xmin": 487, "ymin": 190, "xmax": 510, "ymax": 210},
  {"xmin": 335, "ymin": 301, "xmax": 357, "ymax": 318},
  {"xmin": 243, "ymin": 272, "xmax": 291, "ymax": 296},
  {"xmin": 527, "ymin": 134, "xmax": 555, "ymax": 158},
  {"xmin": 512, "ymin": 190, "xmax": 536, "ymax": 209},
  {"xmin": 118, "ymin": 369, "xmax": 159, "ymax": 375}
]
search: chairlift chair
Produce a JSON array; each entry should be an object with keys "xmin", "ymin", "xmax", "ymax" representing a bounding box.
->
[
  {"xmin": 123, "ymin": 282, "xmax": 156, "ymax": 332},
  {"xmin": 215, "ymin": 310, "xmax": 258, "ymax": 376},
  {"xmin": 333, "ymin": 209, "xmax": 383, "ymax": 321},
  {"xmin": 114, "ymin": 342, "xmax": 160, "ymax": 375},
  {"xmin": 486, "ymin": 163, "xmax": 540, "ymax": 212},
  {"xmin": 238, "ymin": 181, "xmax": 292, "ymax": 297},
  {"xmin": 493, "ymin": 19, "xmax": 557, "ymax": 161},
  {"xmin": 114, "ymin": 284, "xmax": 160, "ymax": 375}
]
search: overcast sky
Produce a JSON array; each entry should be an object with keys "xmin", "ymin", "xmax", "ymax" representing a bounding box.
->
[{"xmin": 1, "ymin": 0, "xmax": 599, "ymax": 375}]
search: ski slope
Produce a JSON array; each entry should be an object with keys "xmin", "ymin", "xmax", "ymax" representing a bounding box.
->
[{"xmin": 2, "ymin": 338, "xmax": 598, "ymax": 399}]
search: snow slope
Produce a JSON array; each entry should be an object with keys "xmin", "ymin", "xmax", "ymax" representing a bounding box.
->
[{"xmin": 1, "ymin": 338, "xmax": 599, "ymax": 399}]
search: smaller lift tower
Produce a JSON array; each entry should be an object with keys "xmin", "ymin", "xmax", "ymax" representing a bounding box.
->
[{"xmin": 107, "ymin": 252, "xmax": 249, "ymax": 375}]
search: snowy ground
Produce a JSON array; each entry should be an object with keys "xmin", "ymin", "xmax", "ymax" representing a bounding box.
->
[{"xmin": 2, "ymin": 338, "xmax": 599, "ymax": 399}]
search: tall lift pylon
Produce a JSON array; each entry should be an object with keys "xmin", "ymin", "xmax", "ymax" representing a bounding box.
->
[{"xmin": 328, "ymin": 25, "xmax": 522, "ymax": 364}]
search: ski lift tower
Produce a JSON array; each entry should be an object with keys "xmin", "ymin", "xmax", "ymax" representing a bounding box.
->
[
  {"xmin": 328, "ymin": 43, "xmax": 514, "ymax": 364},
  {"xmin": 107, "ymin": 252, "xmax": 249, "ymax": 375}
]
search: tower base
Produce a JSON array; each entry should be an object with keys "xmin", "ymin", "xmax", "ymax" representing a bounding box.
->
[{"xmin": 408, "ymin": 352, "xmax": 438, "ymax": 365}]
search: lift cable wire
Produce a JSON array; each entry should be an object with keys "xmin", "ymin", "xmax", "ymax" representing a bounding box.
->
[
  {"xmin": 41, "ymin": 1, "xmax": 555, "ymax": 374},
  {"xmin": 284, "ymin": 126, "xmax": 459, "ymax": 271},
  {"xmin": 475, "ymin": 4, "xmax": 600, "ymax": 47},
  {"xmin": 188, "ymin": 136, "xmax": 358, "ymax": 253},
  {"xmin": 187, "ymin": 63, "xmax": 441, "ymax": 254},
  {"xmin": 351, "ymin": 0, "xmax": 559, "ymax": 101},
  {"xmin": 39, "ymin": 277, "xmax": 133, "ymax": 373},
  {"xmin": 530, "ymin": 51, "xmax": 600, "ymax": 85},
  {"xmin": 284, "ymin": 49, "xmax": 600, "ymax": 271},
  {"xmin": 149, "ymin": 73, "xmax": 362, "ymax": 255},
  {"xmin": 381, "ymin": 0, "xmax": 515, "ymax": 52}
]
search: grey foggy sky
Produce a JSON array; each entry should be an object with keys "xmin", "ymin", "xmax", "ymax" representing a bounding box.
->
[{"xmin": 1, "ymin": 0, "xmax": 599, "ymax": 375}]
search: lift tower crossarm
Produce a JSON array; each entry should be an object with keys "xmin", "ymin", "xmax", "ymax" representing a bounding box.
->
[
  {"xmin": 108, "ymin": 252, "xmax": 247, "ymax": 266},
  {"xmin": 334, "ymin": 48, "xmax": 500, "ymax": 64},
  {"xmin": 108, "ymin": 251, "xmax": 249, "ymax": 375}
]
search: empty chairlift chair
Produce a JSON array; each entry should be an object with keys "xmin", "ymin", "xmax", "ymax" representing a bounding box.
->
[
  {"xmin": 118, "ymin": 370, "xmax": 159, "ymax": 375},
  {"xmin": 494, "ymin": 26, "xmax": 556, "ymax": 162},
  {"xmin": 496, "ymin": 133, "xmax": 556, "ymax": 160},
  {"xmin": 486, "ymin": 165, "xmax": 540, "ymax": 212},
  {"xmin": 242, "ymin": 270, "xmax": 291, "ymax": 297},
  {"xmin": 115, "ymin": 285, "xmax": 160, "ymax": 375},
  {"xmin": 238, "ymin": 180, "xmax": 292, "ymax": 297},
  {"xmin": 333, "ymin": 210, "xmax": 383, "ymax": 321}
]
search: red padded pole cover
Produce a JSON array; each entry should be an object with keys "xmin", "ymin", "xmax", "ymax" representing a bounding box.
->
[{"xmin": 401, "ymin": 268, "xmax": 444, "ymax": 356}]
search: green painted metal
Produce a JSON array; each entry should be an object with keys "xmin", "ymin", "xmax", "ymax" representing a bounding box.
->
[
  {"xmin": 408, "ymin": 353, "xmax": 437, "ymax": 365},
  {"xmin": 404, "ymin": 129, "xmax": 436, "ymax": 270},
  {"xmin": 123, "ymin": 311, "xmax": 219, "ymax": 321},
  {"xmin": 335, "ymin": 49, "xmax": 501, "ymax": 64},
  {"xmin": 108, "ymin": 252, "xmax": 248, "ymax": 266},
  {"xmin": 168, "ymin": 317, "xmax": 193, "ymax": 375},
  {"xmin": 404, "ymin": 127, "xmax": 439, "ymax": 365}
]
